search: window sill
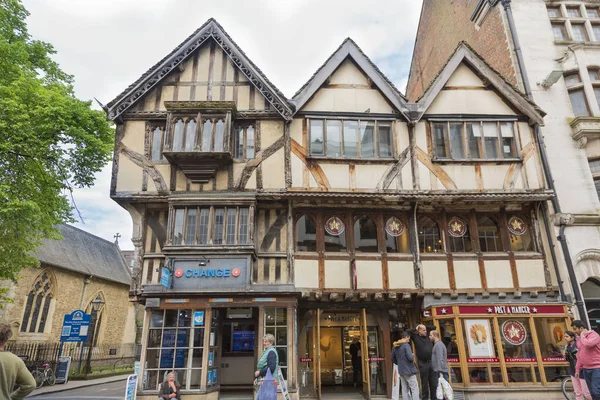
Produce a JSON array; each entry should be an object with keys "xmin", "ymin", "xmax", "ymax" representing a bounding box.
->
[
  {"xmin": 306, "ymin": 156, "xmax": 396, "ymax": 164},
  {"xmin": 554, "ymin": 40, "xmax": 600, "ymax": 47},
  {"xmin": 432, "ymin": 158, "xmax": 522, "ymax": 164}
]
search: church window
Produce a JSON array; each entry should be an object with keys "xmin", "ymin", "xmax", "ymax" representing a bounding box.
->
[
  {"xmin": 21, "ymin": 270, "xmax": 54, "ymax": 333},
  {"xmin": 85, "ymin": 293, "xmax": 105, "ymax": 347}
]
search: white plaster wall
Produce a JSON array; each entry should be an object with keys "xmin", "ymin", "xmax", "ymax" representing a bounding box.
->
[
  {"xmin": 516, "ymin": 259, "xmax": 546, "ymax": 288},
  {"xmin": 324, "ymin": 260, "xmax": 351, "ymax": 289},
  {"xmin": 443, "ymin": 165, "xmax": 478, "ymax": 190},
  {"xmin": 446, "ymin": 64, "xmax": 487, "ymax": 87},
  {"xmin": 122, "ymin": 121, "xmax": 146, "ymax": 154},
  {"xmin": 454, "ymin": 260, "xmax": 482, "ymax": 289},
  {"xmin": 480, "ymin": 164, "xmax": 511, "ymax": 189},
  {"xmin": 510, "ymin": 0, "xmax": 600, "ymax": 290},
  {"xmin": 116, "ymin": 157, "xmax": 142, "ymax": 192},
  {"xmin": 294, "ymin": 259, "xmax": 319, "ymax": 288},
  {"xmin": 426, "ymin": 90, "xmax": 517, "ymax": 115},
  {"xmin": 388, "ymin": 261, "xmax": 416, "ymax": 289},
  {"xmin": 356, "ymin": 260, "xmax": 383, "ymax": 289},
  {"xmin": 262, "ymin": 148, "xmax": 285, "ymax": 189},
  {"xmin": 484, "ymin": 260, "xmax": 513, "ymax": 289},
  {"xmin": 291, "ymin": 153, "xmax": 304, "ymax": 188},
  {"xmin": 355, "ymin": 165, "xmax": 390, "ymax": 189},
  {"xmin": 422, "ymin": 260, "xmax": 450, "ymax": 289},
  {"xmin": 321, "ymin": 164, "xmax": 351, "ymax": 189}
]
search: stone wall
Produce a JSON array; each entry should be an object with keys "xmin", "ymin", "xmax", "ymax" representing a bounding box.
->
[{"xmin": 1, "ymin": 265, "xmax": 136, "ymax": 345}]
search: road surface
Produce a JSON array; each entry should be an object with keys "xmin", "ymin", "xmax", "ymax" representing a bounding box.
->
[{"xmin": 28, "ymin": 379, "xmax": 126, "ymax": 399}]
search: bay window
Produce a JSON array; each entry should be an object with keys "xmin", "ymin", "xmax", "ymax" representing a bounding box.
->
[{"xmin": 170, "ymin": 206, "xmax": 251, "ymax": 246}]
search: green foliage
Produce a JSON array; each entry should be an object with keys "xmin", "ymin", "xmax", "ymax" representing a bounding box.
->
[{"xmin": 0, "ymin": 0, "xmax": 114, "ymax": 287}]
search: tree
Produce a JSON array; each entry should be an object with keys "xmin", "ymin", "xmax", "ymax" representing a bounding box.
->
[{"xmin": 0, "ymin": 0, "xmax": 114, "ymax": 298}]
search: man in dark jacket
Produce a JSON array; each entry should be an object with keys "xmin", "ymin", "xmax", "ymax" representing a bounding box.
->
[
  {"xmin": 349, "ymin": 337, "xmax": 362, "ymax": 386},
  {"xmin": 407, "ymin": 324, "xmax": 437, "ymax": 400},
  {"xmin": 391, "ymin": 331, "xmax": 419, "ymax": 400}
]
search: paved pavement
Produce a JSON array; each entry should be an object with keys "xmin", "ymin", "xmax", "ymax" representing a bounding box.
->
[{"xmin": 27, "ymin": 374, "xmax": 129, "ymax": 399}]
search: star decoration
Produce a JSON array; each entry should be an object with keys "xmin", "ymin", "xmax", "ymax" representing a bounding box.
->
[
  {"xmin": 507, "ymin": 324, "xmax": 520, "ymax": 339},
  {"xmin": 532, "ymin": 307, "xmax": 537, "ymax": 313},
  {"xmin": 487, "ymin": 307, "xmax": 493, "ymax": 313},
  {"xmin": 450, "ymin": 221, "xmax": 461, "ymax": 232},
  {"xmin": 441, "ymin": 308, "xmax": 447, "ymax": 314}
]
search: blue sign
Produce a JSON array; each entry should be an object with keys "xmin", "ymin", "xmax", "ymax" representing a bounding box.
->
[
  {"xmin": 60, "ymin": 310, "xmax": 91, "ymax": 343},
  {"xmin": 160, "ymin": 267, "xmax": 171, "ymax": 288},
  {"xmin": 160, "ymin": 330, "xmax": 188, "ymax": 368},
  {"xmin": 124, "ymin": 374, "xmax": 138, "ymax": 400},
  {"xmin": 134, "ymin": 361, "xmax": 140, "ymax": 375},
  {"xmin": 193, "ymin": 311, "xmax": 204, "ymax": 326}
]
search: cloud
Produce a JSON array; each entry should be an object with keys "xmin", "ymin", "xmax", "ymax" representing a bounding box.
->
[{"xmin": 21, "ymin": 0, "xmax": 421, "ymax": 250}]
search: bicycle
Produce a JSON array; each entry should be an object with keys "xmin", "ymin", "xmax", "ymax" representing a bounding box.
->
[
  {"xmin": 31, "ymin": 362, "xmax": 56, "ymax": 388},
  {"xmin": 561, "ymin": 375, "xmax": 574, "ymax": 400}
]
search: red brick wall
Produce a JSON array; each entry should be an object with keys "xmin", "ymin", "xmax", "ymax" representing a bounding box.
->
[{"xmin": 406, "ymin": 0, "xmax": 518, "ymax": 101}]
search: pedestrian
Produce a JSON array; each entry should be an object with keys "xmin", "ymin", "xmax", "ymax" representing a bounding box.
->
[
  {"xmin": 407, "ymin": 323, "xmax": 437, "ymax": 400},
  {"xmin": 158, "ymin": 372, "xmax": 181, "ymax": 400},
  {"xmin": 430, "ymin": 331, "xmax": 449, "ymax": 399},
  {"xmin": 349, "ymin": 337, "xmax": 362, "ymax": 387},
  {"xmin": 572, "ymin": 320, "xmax": 600, "ymax": 400},
  {"xmin": 254, "ymin": 334, "xmax": 279, "ymax": 389},
  {"xmin": 0, "ymin": 322, "xmax": 36, "ymax": 400},
  {"xmin": 564, "ymin": 330, "xmax": 592, "ymax": 400},
  {"xmin": 391, "ymin": 331, "xmax": 419, "ymax": 400}
]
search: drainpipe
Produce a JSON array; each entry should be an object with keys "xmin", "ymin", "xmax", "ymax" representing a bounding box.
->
[
  {"xmin": 79, "ymin": 276, "xmax": 92, "ymax": 310},
  {"xmin": 500, "ymin": 0, "xmax": 588, "ymax": 322}
]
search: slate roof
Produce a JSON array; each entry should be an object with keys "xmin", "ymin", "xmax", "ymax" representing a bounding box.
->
[
  {"xmin": 106, "ymin": 18, "xmax": 294, "ymax": 121},
  {"xmin": 35, "ymin": 224, "xmax": 131, "ymax": 286}
]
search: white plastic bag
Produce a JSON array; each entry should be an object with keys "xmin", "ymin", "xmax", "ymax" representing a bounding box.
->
[
  {"xmin": 439, "ymin": 376, "xmax": 454, "ymax": 400},
  {"xmin": 436, "ymin": 379, "xmax": 443, "ymax": 399}
]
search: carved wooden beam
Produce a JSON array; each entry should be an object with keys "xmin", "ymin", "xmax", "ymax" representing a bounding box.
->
[
  {"xmin": 358, "ymin": 292, "xmax": 368, "ymax": 301},
  {"xmin": 290, "ymin": 139, "xmax": 331, "ymax": 189},
  {"xmin": 387, "ymin": 292, "xmax": 397, "ymax": 301},
  {"xmin": 503, "ymin": 142, "xmax": 534, "ymax": 189},
  {"xmin": 329, "ymin": 293, "xmax": 339, "ymax": 301},
  {"xmin": 416, "ymin": 147, "xmax": 457, "ymax": 190},
  {"xmin": 314, "ymin": 291, "xmax": 322, "ymax": 301},
  {"xmin": 376, "ymin": 147, "xmax": 410, "ymax": 190},
  {"xmin": 301, "ymin": 291, "xmax": 310, "ymax": 299},
  {"xmin": 402, "ymin": 293, "xmax": 411, "ymax": 300},
  {"xmin": 345, "ymin": 292, "xmax": 354, "ymax": 301},
  {"xmin": 373, "ymin": 293, "xmax": 383, "ymax": 301},
  {"xmin": 118, "ymin": 144, "xmax": 168, "ymax": 192},
  {"xmin": 236, "ymin": 135, "xmax": 285, "ymax": 189}
]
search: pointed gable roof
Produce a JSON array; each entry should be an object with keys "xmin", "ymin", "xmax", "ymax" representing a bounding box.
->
[
  {"xmin": 416, "ymin": 42, "xmax": 545, "ymax": 125},
  {"xmin": 292, "ymin": 38, "xmax": 410, "ymax": 119},
  {"xmin": 106, "ymin": 18, "xmax": 294, "ymax": 121}
]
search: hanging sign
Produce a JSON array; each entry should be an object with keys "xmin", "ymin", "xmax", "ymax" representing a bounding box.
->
[
  {"xmin": 501, "ymin": 320, "xmax": 527, "ymax": 346},
  {"xmin": 447, "ymin": 217, "xmax": 467, "ymax": 237},
  {"xmin": 507, "ymin": 216, "xmax": 527, "ymax": 235},
  {"xmin": 385, "ymin": 217, "xmax": 405, "ymax": 237},
  {"xmin": 325, "ymin": 217, "xmax": 345, "ymax": 236},
  {"xmin": 160, "ymin": 267, "xmax": 171, "ymax": 288}
]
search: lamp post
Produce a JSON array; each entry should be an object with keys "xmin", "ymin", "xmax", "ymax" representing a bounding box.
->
[{"xmin": 84, "ymin": 297, "xmax": 105, "ymax": 375}]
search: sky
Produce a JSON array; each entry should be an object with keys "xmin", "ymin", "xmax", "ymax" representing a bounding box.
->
[{"xmin": 22, "ymin": 0, "xmax": 422, "ymax": 250}]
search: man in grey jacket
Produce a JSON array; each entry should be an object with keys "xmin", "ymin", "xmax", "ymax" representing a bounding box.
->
[
  {"xmin": 430, "ymin": 331, "xmax": 448, "ymax": 399},
  {"xmin": 391, "ymin": 331, "xmax": 419, "ymax": 400}
]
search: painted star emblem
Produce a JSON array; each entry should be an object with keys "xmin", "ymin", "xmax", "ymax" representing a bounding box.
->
[
  {"xmin": 487, "ymin": 307, "xmax": 493, "ymax": 313},
  {"xmin": 532, "ymin": 307, "xmax": 537, "ymax": 313},
  {"xmin": 507, "ymin": 324, "xmax": 521, "ymax": 339},
  {"xmin": 441, "ymin": 308, "xmax": 447, "ymax": 314}
]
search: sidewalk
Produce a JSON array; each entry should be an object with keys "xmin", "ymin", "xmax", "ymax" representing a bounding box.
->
[{"xmin": 27, "ymin": 374, "xmax": 130, "ymax": 397}]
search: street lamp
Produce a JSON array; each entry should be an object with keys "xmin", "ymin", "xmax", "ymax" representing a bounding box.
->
[{"xmin": 85, "ymin": 297, "xmax": 105, "ymax": 375}]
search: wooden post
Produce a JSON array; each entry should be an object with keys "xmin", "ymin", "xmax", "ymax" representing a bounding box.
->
[
  {"xmin": 200, "ymin": 308, "xmax": 212, "ymax": 390},
  {"xmin": 492, "ymin": 316, "xmax": 509, "ymax": 386},
  {"xmin": 529, "ymin": 316, "xmax": 547, "ymax": 385}
]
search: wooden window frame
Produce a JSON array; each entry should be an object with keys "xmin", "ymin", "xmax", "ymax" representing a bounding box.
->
[
  {"xmin": 430, "ymin": 121, "xmax": 520, "ymax": 161},
  {"xmin": 169, "ymin": 206, "xmax": 251, "ymax": 246},
  {"xmin": 307, "ymin": 117, "xmax": 395, "ymax": 159},
  {"xmin": 150, "ymin": 125, "xmax": 166, "ymax": 162},
  {"xmin": 417, "ymin": 215, "xmax": 444, "ymax": 254},
  {"xmin": 234, "ymin": 123, "xmax": 256, "ymax": 160}
]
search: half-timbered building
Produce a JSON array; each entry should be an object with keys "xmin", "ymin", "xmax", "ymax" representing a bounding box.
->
[{"xmin": 108, "ymin": 19, "xmax": 571, "ymax": 400}]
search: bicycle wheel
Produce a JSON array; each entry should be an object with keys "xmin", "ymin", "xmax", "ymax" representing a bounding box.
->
[
  {"xmin": 31, "ymin": 370, "xmax": 44, "ymax": 388},
  {"xmin": 44, "ymin": 368, "xmax": 56, "ymax": 386},
  {"xmin": 562, "ymin": 376, "xmax": 575, "ymax": 400}
]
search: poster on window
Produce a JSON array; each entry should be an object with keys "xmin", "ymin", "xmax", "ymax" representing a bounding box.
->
[{"xmin": 464, "ymin": 319, "xmax": 495, "ymax": 358}]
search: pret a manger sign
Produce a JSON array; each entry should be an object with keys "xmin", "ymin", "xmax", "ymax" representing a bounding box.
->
[{"xmin": 493, "ymin": 305, "xmax": 532, "ymax": 315}]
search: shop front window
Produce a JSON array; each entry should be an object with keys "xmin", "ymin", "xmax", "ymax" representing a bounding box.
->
[
  {"xmin": 145, "ymin": 309, "xmax": 205, "ymax": 391},
  {"xmin": 264, "ymin": 308, "xmax": 288, "ymax": 380},
  {"xmin": 438, "ymin": 319, "xmax": 462, "ymax": 384},
  {"xmin": 463, "ymin": 318, "xmax": 501, "ymax": 385},
  {"xmin": 535, "ymin": 318, "xmax": 569, "ymax": 383},
  {"xmin": 498, "ymin": 318, "xmax": 539, "ymax": 384}
]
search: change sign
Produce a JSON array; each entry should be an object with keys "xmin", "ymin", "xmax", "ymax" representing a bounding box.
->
[{"xmin": 60, "ymin": 310, "xmax": 91, "ymax": 343}]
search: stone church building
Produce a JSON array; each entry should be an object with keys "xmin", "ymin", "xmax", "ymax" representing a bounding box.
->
[{"xmin": 0, "ymin": 224, "xmax": 136, "ymax": 346}]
